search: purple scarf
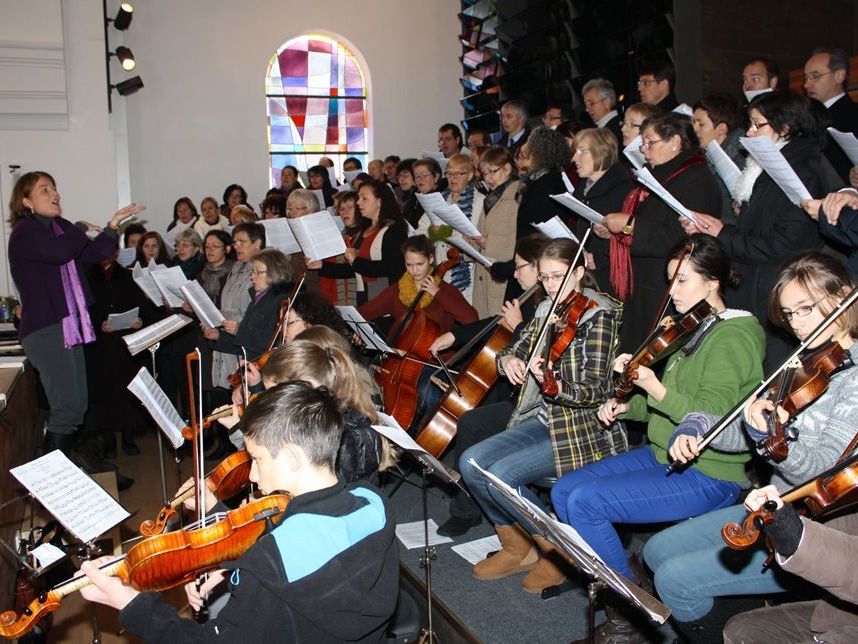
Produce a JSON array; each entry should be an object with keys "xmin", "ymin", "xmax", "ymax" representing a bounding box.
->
[{"xmin": 52, "ymin": 220, "xmax": 96, "ymax": 348}]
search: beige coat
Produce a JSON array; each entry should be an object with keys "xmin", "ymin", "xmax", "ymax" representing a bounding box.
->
[{"xmin": 471, "ymin": 179, "xmax": 521, "ymax": 318}]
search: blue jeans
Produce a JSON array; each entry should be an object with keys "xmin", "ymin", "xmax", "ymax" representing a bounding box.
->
[
  {"xmin": 459, "ymin": 417, "xmax": 555, "ymax": 530},
  {"xmin": 550, "ymin": 447, "xmax": 740, "ymax": 580},
  {"xmin": 643, "ymin": 504, "xmax": 797, "ymax": 622}
]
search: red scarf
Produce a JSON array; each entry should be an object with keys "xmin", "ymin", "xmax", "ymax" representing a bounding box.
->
[{"xmin": 609, "ymin": 154, "xmax": 706, "ymax": 300}]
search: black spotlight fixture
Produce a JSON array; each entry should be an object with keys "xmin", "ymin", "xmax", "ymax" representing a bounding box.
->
[
  {"xmin": 111, "ymin": 3, "xmax": 134, "ymax": 31},
  {"xmin": 112, "ymin": 46, "xmax": 136, "ymax": 71},
  {"xmin": 113, "ymin": 76, "xmax": 144, "ymax": 96}
]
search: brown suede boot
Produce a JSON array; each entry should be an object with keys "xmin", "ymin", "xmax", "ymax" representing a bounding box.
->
[
  {"xmin": 521, "ymin": 535, "xmax": 572, "ymax": 593},
  {"xmin": 472, "ymin": 524, "xmax": 538, "ymax": 580}
]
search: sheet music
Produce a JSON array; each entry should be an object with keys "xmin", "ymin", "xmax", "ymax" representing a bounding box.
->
[
  {"xmin": 561, "ymin": 172, "xmax": 576, "ymax": 194},
  {"xmin": 673, "ymin": 103, "xmax": 693, "ymax": 117},
  {"xmin": 331, "ymin": 214, "xmax": 345, "ymax": 232},
  {"xmin": 532, "ymin": 215, "xmax": 580, "ymax": 242},
  {"xmin": 452, "ymin": 535, "xmax": 501, "ymax": 565},
  {"xmin": 149, "ymin": 266, "xmax": 188, "ymax": 307},
  {"xmin": 343, "ymin": 169, "xmax": 361, "ymax": 184},
  {"xmin": 260, "ymin": 218, "xmax": 301, "ymax": 254},
  {"xmin": 310, "ymin": 189, "xmax": 326, "ymax": 209},
  {"xmin": 395, "ymin": 519, "xmax": 453, "ymax": 549},
  {"xmin": 127, "ymin": 366, "xmax": 186, "ymax": 449},
  {"xmin": 326, "ymin": 166, "xmax": 338, "ymax": 186},
  {"xmin": 406, "ymin": 221, "xmax": 418, "ymax": 237},
  {"xmin": 623, "ymin": 135, "xmax": 646, "ymax": 170},
  {"xmin": 117, "ymin": 247, "xmax": 136, "ymax": 267},
  {"xmin": 372, "ymin": 414, "xmax": 462, "ymax": 487},
  {"xmin": 180, "ymin": 281, "xmax": 225, "ymax": 328},
  {"xmin": 549, "ymin": 193, "xmax": 606, "ymax": 225},
  {"xmin": 336, "ymin": 183, "xmax": 353, "ymax": 193},
  {"xmin": 123, "ymin": 314, "xmax": 192, "ymax": 356},
  {"xmin": 107, "ymin": 307, "xmax": 139, "ymax": 331},
  {"xmin": 433, "ymin": 203, "xmax": 482, "ymax": 238},
  {"xmin": 10, "ymin": 451, "xmax": 130, "ymax": 543},
  {"xmin": 336, "ymin": 306, "xmax": 397, "ymax": 354},
  {"xmin": 421, "ymin": 150, "xmax": 448, "ymax": 172},
  {"xmin": 740, "ymin": 136, "xmax": 812, "ymax": 205},
  {"xmin": 288, "ymin": 210, "xmax": 347, "ymax": 261},
  {"xmin": 298, "ymin": 170, "xmax": 309, "ymax": 188},
  {"xmin": 132, "ymin": 262, "xmax": 165, "ymax": 306},
  {"xmin": 827, "ymin": 127, "xmax": 858, "ymax": 166},
  {"xmin": 414, "ymin": 192, "xmax": 446, "ymax": 227},
  {"xmin": 704, "ymin": 139, "xmax": 742, "ymax": 199},
  {"xmin": 446, "ymin": 234, "xmax": 494, "ymax": 268},
  {"xmin": 635, "ymin": 167, "xmax": 699, "ymax": 224}
]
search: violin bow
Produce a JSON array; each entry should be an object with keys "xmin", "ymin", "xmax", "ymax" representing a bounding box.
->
[
  {"xmin": 668, "ymin": 283, "xmax": 858, "ymax": 473},
  {"xmin": 524, "ymin": 227, "xmax": 592, "ymax": 376}
]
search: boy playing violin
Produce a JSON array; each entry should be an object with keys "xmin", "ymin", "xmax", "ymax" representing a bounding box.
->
[{"xmin": 80, "ymin": 382, "xmax": 399, "ymax": 642}]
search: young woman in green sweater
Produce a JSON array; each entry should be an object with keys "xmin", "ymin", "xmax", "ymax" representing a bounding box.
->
[{"xmin": 549, "ymin": 235, "xmax": 765, "ymax": 597}]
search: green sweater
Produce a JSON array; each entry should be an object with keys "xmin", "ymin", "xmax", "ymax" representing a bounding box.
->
[{"xmin": 623, "ymin": 310, "xmax": 765, "ymax": 482}]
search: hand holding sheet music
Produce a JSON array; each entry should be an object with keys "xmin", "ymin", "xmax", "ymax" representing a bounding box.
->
[
  {"xmin": 635, "ymin": 167, "xmax": 699, "ymax": 224},
  {"xmin": 107, "ymin": 307, "xmax": 140, "ymax": 331},
  {"xmin": 180, "ymin": 281, "xmax": 225, "ymax": 328},
  {"xmin": 827, "ymin": 127, "xmax": 858, "ymax": 166},
  {"xmin": 549, "ymin": 193, "xmax": 606, "ymax": 226},
  {"xmin": 132, "ymin": 262, "xmax": 165, "ymax": 306},
  {"xmin": 433, "ymin": 203, "xmax": 482, "ymax": 238},
  {"xmin": 740, "ymin": 136, "xmax": 812, "ymax": 205},
  {"xmin": 445, "ymin": 234, "xmax": 494, "ymax": 268},
  {"xmin": 149, "ymin": 266, "xmax": 189, "ymax": 307}
]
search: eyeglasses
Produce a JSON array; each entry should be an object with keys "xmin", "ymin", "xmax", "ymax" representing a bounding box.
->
[
  {"xmin": 233, "ymin": 238, "xmax": 252, "ymax": 246},
  {"xmin": 781, "ymin": 300, "xmax": 822, "ymax": 322},
  {"xmin": 204, "ymin": 244, "xmax": 225, "ymax": 251},
  {"xmin": 575, "ymin": 147, "xmax": 592, "ymax": 155},
  {"xmin": 584, "ymin": 97, "xmax": 607, "ymax": 108},
  {"xmin": 803, "ymin": 70, "xmax": 833, "ymax": 83},
  {"xmin": 445, "ymin": 170, "xmax": 470, "ymax": 178},
  {"xmin": 285, "ymin": 318, "xmax": 303, "ymax": 326},
  {"xmin": 748, "ymin": 120, "xmax": 770, "ymax": 132},
  {"xmin": 620, "ymin": 121, "xmax": 643, "ymax": 130},
  {"xmin": 514, "ymin": 262, "xmax": 533, "ymax": 272},
  {"xmin": 483, "ymin": 166, "xmax": 505, "ymax": 176},
  {"xmin": 413, "ymin": 173, "xmax": 434, "ymax": 181},
  {"xmin": 639, "ymin": 138, "xmax": 664, "ymax": 150},
  {"xmin": 537, "ymin": 272, "xmax": 567, "ymax": 284},
  {"xmin": 250, "ymin": 268, "xmax": 267, "ymax": 275},
  {"xmin": 637, "ymin": 79, "xmax": 658, "ymax": 88}
]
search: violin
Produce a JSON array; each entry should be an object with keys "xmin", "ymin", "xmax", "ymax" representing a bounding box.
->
[
  {"xmin": 0, "ymin": 494, "xmax": 290, "ymax": 640},
  {"xmin": 375, "ymin": 249, "xmax": 461, "ymax": 430},
  {"xmin": 614, "ymin": 299, "xmax": 714, "ymax": 402},
  {"xmin": 415, "ymin": 283, "xmax": 543, "ymax": 457},
  {"xmin": 139, "ymin": 450, "xmax": 252, "ymax": 537},
  {"xmin": 541, "ymin": 292, "xmax": 597, "ymax": 397},
  {"xmin": 758, "ymin": 342, "xmax": 846, "ymax": 462},
  {"xmin": 721, "ymin": 450, "xmax": 858, "ymax": 555}
]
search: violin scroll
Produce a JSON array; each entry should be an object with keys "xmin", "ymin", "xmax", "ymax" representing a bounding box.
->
[{"xmin": 720, "ymin": 500, "xmax": 778, "ymax": 551}]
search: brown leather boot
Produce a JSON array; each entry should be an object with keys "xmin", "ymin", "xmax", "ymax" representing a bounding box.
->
[
  {"xmin": 571, "ymin": 604, "xmax": 648, "ymax": 644},
  {"xmin": 521, "ymin": 535, "xmax": 571, "ymax": 593},
  {"xmin": 472, "ymin": 524, "xmax": 538, "ymax": 580}
]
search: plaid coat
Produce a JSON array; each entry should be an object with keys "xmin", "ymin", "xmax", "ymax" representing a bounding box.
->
[{"xmin": 497, "ymin": 288, "xmax": 627, "ymax": 477}]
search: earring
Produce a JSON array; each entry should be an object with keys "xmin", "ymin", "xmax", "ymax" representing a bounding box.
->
[{"xmin": 672, "ymin": 147, "xmax": 678, "ymax": 152}]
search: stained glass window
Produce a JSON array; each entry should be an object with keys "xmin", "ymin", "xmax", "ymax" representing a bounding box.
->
[{"xmin": 266, "ymin": 35, "xmax": 369, "ymax": 186}]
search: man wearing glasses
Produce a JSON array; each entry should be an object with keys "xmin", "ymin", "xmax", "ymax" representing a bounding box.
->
[
  {"xmin": 582, "ymin": 78, "xmax": 622, "ymax": 143},
  {"xmin": 637, "ymin": 58, "xmax": 678, "ymax": 112},
  {"xmin": 804, "ymin": 47, "xmax": 858, "ymax": 183}
]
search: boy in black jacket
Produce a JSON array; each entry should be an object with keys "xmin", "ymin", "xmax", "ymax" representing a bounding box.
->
[{"xmin": 81, "ymin": 382, "xmax": 399, "ymax": 642}]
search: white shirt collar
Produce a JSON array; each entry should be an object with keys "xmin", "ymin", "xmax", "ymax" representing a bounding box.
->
[
  {"xmin": 596, "ymin": 110, "xmax": 618, "ymax": 128},
  {"xmin": 509, "ymin": 128, "xmax": 526, "ymax": 144},
  {"xmin": 824, "ymin": 93, "xmax": 846, "ymax": 109}
]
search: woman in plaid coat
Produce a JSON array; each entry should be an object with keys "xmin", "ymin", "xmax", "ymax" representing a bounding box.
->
[{"xmin": 459, "ymin": 237, "xmax": 625, "ymax": 593}]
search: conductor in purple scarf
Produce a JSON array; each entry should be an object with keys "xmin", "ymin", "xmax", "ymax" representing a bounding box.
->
[{"xmin": 8, "ymin": 171, "xmax": 145, "ymax": 455}]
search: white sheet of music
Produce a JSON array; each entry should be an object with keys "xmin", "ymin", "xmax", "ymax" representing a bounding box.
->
[
  {"xmin": 10, "ymin": 451, "xmax": 130, "ymax": 544},
  {"xmin": 180, "ymin": 281, "xmax": 225, "ymax": 328},
  {"xmin": 635, "ymin": 167, "xmax": 699, "ymax": 224},
  {"xmin": 415, "ymin": 192, "xmax": 446, "ymax": 227},
  {"xmin": 123, "ymin": 313, "xmax": 193, "ymax": 355},
  {"xmin": 623, "ymin": 135, "xmax": 646, "ymax": 170},
  {"xmin": 107, "ymin": 306, "xmax": 139, "ymax": 331},
  {"xmin": 705, "ymin": 140, "xmax": 742, "ymax": 199},
  {"xmin": 260, "ymin": 218, "xmax": 301, "ymax": 254},
  {"xmin": 446, "ymin": 234, "xmax": 494, "ymax": 268},
  {"xmin": 289, "ymin": 210, "xmax": 347, "ymax": 261},
  {"xmin": 673, "ymin": 103, "xmax": 693, "ymax": 117},
  {"xmin": 421, "ymin": 150, "xmax": 448, "ymax": 172},
  {"xmin": 149, "ymin": 266, "xmax": 188, "ymax": 307},
  {"xmin": 336, "ymin": 306, "xmax": 397, "ymax": 354},
  {"xmin": 827, "ymin": 127, "xmax": 858, "ymax": 166},
  {"xmin": 311, "ymin": 189, "xmax": 326, "ymax": 209},
  {"xmin": 433, "ymin": 203, "xmax": 482, "ymax": 238},
  {"xmin": 532, "ymin": 215, "xmax": 580, "ymax": 242},
  {"xmin": 132, "ymin": 262, "xmax": 165, "ymax": 306},
  {"xmin": 549, "ymin": 192, "xmax": 606, "ymax": 225},
  {"xmin": 561, "ymin": 172, "xmax": 576, "ymax": 194},
  {"xmin": 127, "ymin": 366, "xmax": 186, "ymax": 448},
  {"xmin": 326, "ymin": 166, "xmax": 338, "ymax": 186},
  {"xmin": 117, "ymin": 247, "xmax": 136, "ymax": 267},
  {"xmin": 740, "ymin": 136, "xmax": 812, "ymax": 206}
]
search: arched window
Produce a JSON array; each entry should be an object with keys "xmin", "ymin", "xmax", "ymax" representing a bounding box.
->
[{"xmin": 266, "ymin": 35, "xmax": 369, "ymax": 186}]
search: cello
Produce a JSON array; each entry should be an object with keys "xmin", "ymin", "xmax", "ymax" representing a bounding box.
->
[{"xmin": 375, "ymin": 249, "xmax": 461, "ymax": 430}]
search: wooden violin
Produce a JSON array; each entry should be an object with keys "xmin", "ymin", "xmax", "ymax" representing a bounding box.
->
[
  {"xmin": 139, "ymin": 450, "xmax": 252, "ymax": 537},
  {"xmin": 0, "ymin": 494, "xmax": 290, "ymax": 640},
  {"xmin": 614, "ymin": 298, "xmax": 714, "ymax": 402},
  {"xmin": 721, "ymin": 450, "xmax": 858, "ymax": 553},
  {"xmin": 758, "ymin": 341, "xmax": 846, "ymax": 462},
  {"xmin": 375, "ymin": 249, "xmax": 461, "ymax": 430},
  {"xmin": 540, "ymin": 291, "xmax": 598, "ymax": 397},
  {"xmin": 415, "ymin": 283, "xmax": 543, "ymax": 457}
]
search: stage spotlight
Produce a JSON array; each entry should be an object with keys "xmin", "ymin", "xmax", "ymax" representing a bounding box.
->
[
  {"xmin": 113, "ymin": 75, "xmax": 144, "ymax": 96},
  {"xmin": 113, "ymin": 3, "xmax": 134, "ymax": 31},
  {"xmin": 114, "ymin": 46, "xmax": 136, "ymax": 71}
]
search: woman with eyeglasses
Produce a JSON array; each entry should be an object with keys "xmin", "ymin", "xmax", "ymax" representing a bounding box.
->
[
  {"xmin": 602, "ymin": 111, "xmax": 721, "ymax": 353},
  {"xmin": 683, "ymin": 91, "xmax": 827, "ymax": 370},
  {"xmin": 642, "ymin": 251, "xmax": 858, "ymax": 641},
  {"xmin": 402, "ymin": 158, "xmax": 444, "ymax": 230},
  {"xmin": 458, "ymin": 238, "xmax": 624, "ymax": 592},
  {"xmin": 619, "ymin": 102, "xmax": 660, "ymax": 149}
]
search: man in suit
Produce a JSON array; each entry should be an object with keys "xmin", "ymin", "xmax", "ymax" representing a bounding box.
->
[
  {"xmin": 804, "ymin": 47, "xmax": 858, "ymax": 183},
  {"xmin": 582, "ymin": 78, "xmax": 622, "ymax": 143},
  {"xmin": 496, "ymin": 99, "xmax": 530, "ymax": 157},
  {"xmin": 637, "ymin": 58, "xmax": 678, "ymax": 112}
]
